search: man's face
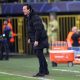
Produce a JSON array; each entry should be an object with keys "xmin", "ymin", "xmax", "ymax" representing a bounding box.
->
[
  {"xmin": 50, "ymin": 15, "xmax": 55, "ymax": 21},
  {"xmin": 23, "ymin": 6, "xmax": 30, "ymax": 16},
  {"xmin": 4, "ymin": 21, "xmax": 8, "ymax": 25},
  {"xmin": 72, "ymin": 27, "xmax": 77, "ymax": 33}
]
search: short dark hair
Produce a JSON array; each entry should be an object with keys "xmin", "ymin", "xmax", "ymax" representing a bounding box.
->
[{"xmin": 23, "ymin": 4, "xmax": 32, "ymax": 11}]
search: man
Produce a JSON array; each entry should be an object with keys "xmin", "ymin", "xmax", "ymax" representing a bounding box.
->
[
  {"xmin": 2, "ymin": 19, "xmax": 16, "ymax": 52},
  {"xmin": 71, "ymin": 27, "xmax": 80, "ymax": 47},
  {"xmin": 23, "ymin": 4, "xmax": 49, "ymax": 77},
  {"xmin": 48, "ymin": 13, "xmax": 59, "ymax": 48},
  {"xmin": 0, "ymin": 20, "xmax": 10, "ymax": 60},
  {"xmin": 67, "ymin": 26, "xmax": 79, "ymax": 47}
]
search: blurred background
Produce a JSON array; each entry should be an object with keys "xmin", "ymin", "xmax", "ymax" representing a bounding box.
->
[{"xmin": 0, "ymin": 0, "xmax": 80, "ymax": 55}]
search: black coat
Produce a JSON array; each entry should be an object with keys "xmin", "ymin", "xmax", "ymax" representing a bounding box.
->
[
  {"xmin": 71, "ymin": 33, "xmax": 80, "ymax": 47},
  {"xmin": 25, "ymin": 10, "xmax": 49, "ymax": 49}
]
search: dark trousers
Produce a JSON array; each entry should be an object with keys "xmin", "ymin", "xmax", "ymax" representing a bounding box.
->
[
  {"xmin": 0, "ymin": 39, "xmax": 9, "ymax": 60},
  {"xmin": 34, "ymin": 49, "xmax": 48, "ymax": 74}
]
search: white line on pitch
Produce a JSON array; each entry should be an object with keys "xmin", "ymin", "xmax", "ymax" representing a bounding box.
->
[
  {"xmin": 52, "ymin": 69, "xmax": 80, "ymax": 73},
  {"xmin": 0, "ymin": 71, "xmax": 52, "ymax": 80}
]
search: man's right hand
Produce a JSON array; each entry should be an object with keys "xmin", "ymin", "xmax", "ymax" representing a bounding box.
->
[{"xmin": 28, "ymin": 39, "xmax": 30, "ymax": 44}]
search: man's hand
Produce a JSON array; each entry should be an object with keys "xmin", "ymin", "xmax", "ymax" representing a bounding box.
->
[
  {"xmin": 28, "ymin": 39, "xmax": 30, "ymax": 44},
  {"xmin": 34, "ymin": 41, "xmax": 38, "ymax": 47}
]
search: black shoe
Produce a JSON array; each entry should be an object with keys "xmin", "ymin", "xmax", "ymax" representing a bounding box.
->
[
  {"xmin": 0, "ymin": 58, "xmax": 3, "ymax": 60},
  {"xmin": 5, "ymin": 57, "xmax": 9, "ymax": 60},
  {"xmin": 44, "ymin": 71, "xmax": 49, "ymax": 75},
  {"xmin": 33, "ymin": 73, "xmax": 45, "ymax": 77},
  {"xmin": 0, "ymin": 55, "xmax": 3, "ymax": 60}
]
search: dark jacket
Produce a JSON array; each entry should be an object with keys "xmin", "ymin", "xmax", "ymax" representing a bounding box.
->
[
  {"xmin": 26, "ymin": 9, "xmax": 49, "ymax": 49},
  {"xmin": 71, "ymin": 33, "xmax": 80, "ymax": 47},
  {"xmin": 3, "ymin": 25, "xmax": 11, "ymax": 40}
]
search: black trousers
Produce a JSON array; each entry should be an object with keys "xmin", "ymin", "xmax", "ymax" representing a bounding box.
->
[
  {"xmin": 34, "ymin": 48, "xmax": 48, "ymax": 74},
  {"xmin": 0, "ymin": 39, "xmax": 9, "ymax": 60}
]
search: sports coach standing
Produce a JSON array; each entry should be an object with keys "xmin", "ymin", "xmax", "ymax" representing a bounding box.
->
[{"xmin": 23, "ymin": 4, "xmax": 49, "ymax": 77}]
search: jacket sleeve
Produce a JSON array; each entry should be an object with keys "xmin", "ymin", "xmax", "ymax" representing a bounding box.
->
[{"xmin": 32, "ymin": 15, "xmax": 43, "ymax": 41}]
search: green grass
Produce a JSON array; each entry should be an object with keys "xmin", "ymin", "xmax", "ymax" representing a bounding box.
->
[
  {"xmin": 0, "ymin": 74, "xmax": 37, "ymax": 80},
  {"xmin": 0, "ymin": 56, "xmax": 80, "ymax": 80}
]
